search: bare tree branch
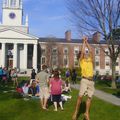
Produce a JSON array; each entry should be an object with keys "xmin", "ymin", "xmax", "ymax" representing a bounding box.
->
[{"xmin": 67, "ymin": 0, "xmax": 120, "ymax": 88}]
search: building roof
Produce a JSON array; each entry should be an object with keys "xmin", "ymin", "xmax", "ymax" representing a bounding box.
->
[{"xmin": 38, "ymin": 37, "xmax": 106, "ymax": 44}]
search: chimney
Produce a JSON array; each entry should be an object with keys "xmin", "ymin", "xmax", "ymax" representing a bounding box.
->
[
  {"xmin": 93, "ymin": 32, "xmax": 100, "ymax": 43},
  {"xmin": 65, "ymin": 30, "xmax": 71, "ymax": 42}
]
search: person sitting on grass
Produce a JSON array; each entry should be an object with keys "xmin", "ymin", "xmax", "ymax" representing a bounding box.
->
[
  {"xmin": 49, "ymin": 69, "xmax": 64, "ymax": 111},
  {"xmin": 28, "ymin": 80, "xmax": 40, "ymax": 97},
  {"xmin": 22, "ymin": 80, "xmax": 30, "ymax": 96}
]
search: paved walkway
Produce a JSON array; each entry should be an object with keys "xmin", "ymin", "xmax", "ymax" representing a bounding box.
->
[{"xmin": 71, "ymin": 84, "xmax": 120, "ymax": 106}]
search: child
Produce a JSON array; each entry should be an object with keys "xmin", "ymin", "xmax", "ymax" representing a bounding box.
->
[
  {"xmin": 49, "ymin": 70, "xmax": 64, "ymax": 111},
  {"xmin": 28, "ymin": 80, "xmax": 40, "ymax": 97}
]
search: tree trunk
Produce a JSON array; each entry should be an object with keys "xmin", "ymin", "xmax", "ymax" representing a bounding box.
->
[{"xmin": 111, "ymin": 62, "xmax": 117, "ymax": 89}]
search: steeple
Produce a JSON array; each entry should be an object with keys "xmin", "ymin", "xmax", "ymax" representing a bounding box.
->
[
  {"xmin": 25, "ymin": 14, "xmax": 29, "ymax": 26},
  {"xmin": 3, "ymin": 0, "xmax": 22, "ymax": 9},
  {"xmin": 2, "ymin": 0, "xmax": 23, "ymax": 26}
]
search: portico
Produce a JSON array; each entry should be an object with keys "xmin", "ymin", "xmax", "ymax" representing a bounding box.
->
[{"xmin": 0, "ymin": 28, "xmax": 38, "ymax": 72}]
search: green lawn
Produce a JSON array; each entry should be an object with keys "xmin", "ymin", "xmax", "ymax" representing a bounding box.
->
[
  {"xmin": 95, "ymin": 80, "xmax": 120, "ymax": 97},
  {"xmin": 0, "ymin": 82, "xmax": 120, "ymax": 120}
]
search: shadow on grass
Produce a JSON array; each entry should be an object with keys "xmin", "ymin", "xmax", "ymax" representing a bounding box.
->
[
  {"xmin": 113, "ymin": 91, "xmax": 120, "ymax": 98},
  {"xmin": 77, "ymin": 101, "xmax": 86, "ymax": 120}
]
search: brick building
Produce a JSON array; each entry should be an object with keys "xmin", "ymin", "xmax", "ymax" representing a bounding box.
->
[
  {"xmin": 38, "ymin": 31, "xmax": 120, "ymax": 75},
  {"xmin": 0, "ymin": 0, "xmax": 119, "ymax": 75}
]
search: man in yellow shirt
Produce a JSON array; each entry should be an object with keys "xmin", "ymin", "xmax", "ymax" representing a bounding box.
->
[{"xmin": 72, "ymin": 37, "xmax": 95, "ymax": 120}]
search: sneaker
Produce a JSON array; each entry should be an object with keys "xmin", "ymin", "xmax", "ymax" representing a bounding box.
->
[{"xmin": 23, "ymin": 98, "xmax": 29, "ymax": 101}]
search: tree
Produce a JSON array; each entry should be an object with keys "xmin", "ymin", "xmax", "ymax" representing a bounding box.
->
[
  {"xmin": 45, "ymin": 36, "xmax": 64, "ymax": 69},
  {"xmin": 67, "ymin": 0, "xmax": 120, "ymax": 88}
]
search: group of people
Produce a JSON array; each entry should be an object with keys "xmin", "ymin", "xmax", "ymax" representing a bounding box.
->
[
  {"xmin": 65, "ymin": 68, "xmax": 77, "ymax": 84},
  {"xmin": 0, "ymin": 67, "xmax": 18, "ymax": 86},
  {"xmin": 1, "ymin": 37, "xmax": 94, "ymax": 120},
  {"xmin": 36, "ymin": 65, "xmax": 64, "ymax": 111},
  {"xmin": 16, "ymin": 65, "xmax": 72, "ymax": 111},
  {"xmin": 27, "ymin": 37, "xmax": 94, "ymax": 120}
]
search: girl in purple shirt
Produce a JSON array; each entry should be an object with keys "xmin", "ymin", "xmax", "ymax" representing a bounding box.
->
[{"xmin": 49, "ymin": 70, "xmax": 64, "ymax": 111}]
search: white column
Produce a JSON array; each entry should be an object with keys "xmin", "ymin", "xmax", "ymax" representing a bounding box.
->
[
  {"xmin": 1, "ymin": 43, "xmax": 6, "ymax": 67},
  {"xmin": 8, "ymin": 0, "xmax": 11, "ymax": 7},
  {"xmin": 24, "ymin": 44, "xmax": 28, "ymax": 69},
  {"xmin": 33, "ymin": 44, "xmax": 37, "ymax": 71},
  {"xmin": 13, "ymin": 43, "xmax": 18, "ymax": 68}
]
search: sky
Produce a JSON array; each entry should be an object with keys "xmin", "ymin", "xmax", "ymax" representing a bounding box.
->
[{"xmin": 0, "ymin": 0, "xmax": 79, "ymax": 39}]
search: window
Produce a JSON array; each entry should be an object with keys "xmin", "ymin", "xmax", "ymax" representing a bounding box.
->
[
  {"xmin": 74, "ymin": 55, "xmax": 79, "ymax": 67},
  {"xmin": 63, "ymin": 56, "xmax": 68, "ymax": 66},
  {"xmin": 105, "ymin": 49, "xmax": 109, "ymax": 56},
  {"xmin": 74, "ymin": 49, "xmax": 79, "ymax": 55},
  {"xmin": 52, "ymin": 48, "xmax": 57, "ymax": 55},
  {"xmin": 106, "ymin": 71, "xmax": 110, "ymax": 75},
  {"xmin": 64, "ymin": 48, "xmax": 68, "ymax": 55},
  {"xmin": 52, "ymin": 56, "xmax": 57, "ymax": 66},
  {"xmin": 95, "ymin": 57, "xmax": 100, "ymax": 67},
  {"xmin": 106, "ymin": 61, "xmax": 110, "ymax": 66},
  {"xmin": 19, "ymin": 0, "xmax": 21, "ymax": 6},
  {"xmin": 74, "ymin": 60, "xmax": 79, "ymax": 66},
  {"xmin": 4, "ymin": 0, "xmax": 7, "ymax": 6},
  {"xmin": 116, "ymin": 71, "xmax": 119, "ymax": 76},
  {"xmin": 95, "ymin": 61, "xmax": 99, "ymax": 66},
  {"xmin": 41, "ymin": 48, "xmax": 46, "ymax": 55},
  {"xmin": 41, "ymin": 57, "xmax": 46, "ymax": 64},
  {"xmin": 95, "ymin": 48, "xmax": 100, "ymax": 55},
  {"xmin": 105, "ymin": 57, "xmax": 110, "ymax": 66},
  {"xmin": 10, "ymin": 0, "xmax": 16, "ymax": 7}
]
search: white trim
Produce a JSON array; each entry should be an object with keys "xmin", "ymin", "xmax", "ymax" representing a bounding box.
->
[{"xmin": 0, "ymin": 27, "xmax": 38, "ymax": 39}]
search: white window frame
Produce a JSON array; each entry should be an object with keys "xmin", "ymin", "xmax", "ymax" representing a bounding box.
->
[
  {"xmin": 63, "ymin": 55, "xmax": 69, "ymax": 67},
  {"xmin": 95, "ymin": 48, "xmax": 100, "ymax": 55},
  {"xmin": 41, "ymin": 56, "xmax": 46, "ymax": 65},
  {"xmin": 64, "ymin": 47, "xmax": 68, "ymax": 55}
]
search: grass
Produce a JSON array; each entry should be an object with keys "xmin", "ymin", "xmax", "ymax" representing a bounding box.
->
[
  {"xmin": 95, "ymin": 80, "xmax": 120, "ymax": 97},
  {"xmin": 0, "ymin": 81, "xmax": 120, "ymax": 120}
]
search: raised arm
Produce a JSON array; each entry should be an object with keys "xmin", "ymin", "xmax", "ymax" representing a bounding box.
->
[
  {"xmin": 85, "ymin": 38, "xmax": 93, "ymax": 59},
  {"xmin": 79, "ymin": 38, "xmax": 86, "ymax": 60}
]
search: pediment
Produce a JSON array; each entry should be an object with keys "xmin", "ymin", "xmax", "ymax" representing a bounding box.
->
[{"xmin": 0, "ymin": 28, "xmax": 38, "ymax": 40}]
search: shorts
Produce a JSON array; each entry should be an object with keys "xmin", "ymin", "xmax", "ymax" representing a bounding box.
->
[
  {"xmin": 79, "ymin": 78, "xmax": 95, "ymax": 98},
  {"xmin": 40, "ymin": 87, "xmax": 50, "ymax": 99},
  {"xmin": 52, "ymin": 94, "xmax": 62, "ymax": 102}
]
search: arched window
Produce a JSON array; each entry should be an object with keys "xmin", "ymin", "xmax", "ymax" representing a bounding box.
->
[
  {"xmin": 4, "ymin": 0, "xmax": 7, "ymax": 4},
  {"xmin": 3, "ymin": 0, "xmax": 8, "ymax": 7},
  {"xmin": 10, "ymin": 0, "xmax": 16, "ymax": 7},
  {"xmin": 19, "ymin": 0, "xmax": 21, "ymax": 5}
]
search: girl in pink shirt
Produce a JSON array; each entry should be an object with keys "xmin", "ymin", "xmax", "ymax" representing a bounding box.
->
[{"xmin": 49, "ymin": 70, "xmax": 64, "ymax": 111}]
